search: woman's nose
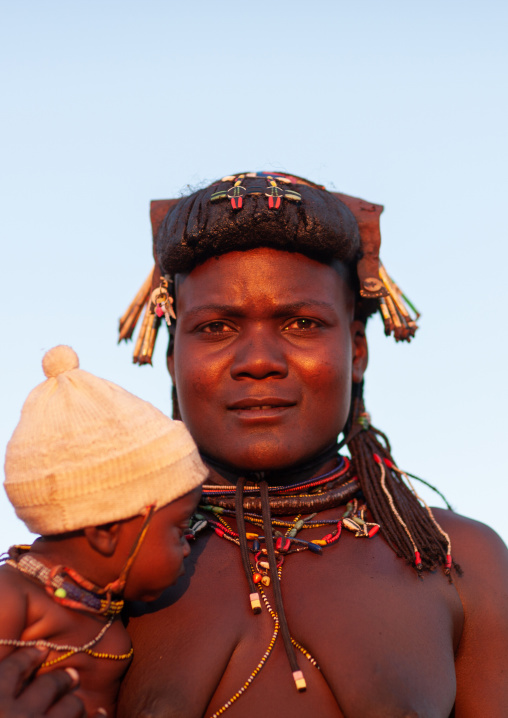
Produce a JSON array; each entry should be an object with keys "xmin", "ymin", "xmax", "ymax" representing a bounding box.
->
[{"xmin": 230, "ymin": 327, "xmax": 288, "ymax": 380}]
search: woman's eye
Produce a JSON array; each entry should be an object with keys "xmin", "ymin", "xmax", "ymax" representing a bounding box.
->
[
  {"xmin": 284, "ymin": 318, "xmax": 320, "ymax": 331},
  {"xmin": 201, "ymin": 321, "xmax": 235, "ymax": 334}
]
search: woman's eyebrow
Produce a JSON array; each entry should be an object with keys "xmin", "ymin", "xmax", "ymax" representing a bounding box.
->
[
  {"xmin": 183, "ymin": 304, "xmax": 244, "ymax": 318},
  {"xmin": 271, "ymin": 301, "xmax": 336, "ymax": 316},
  {"xmin": 184, "ymin": 300, "xmax": 336, "ymax": 318}
]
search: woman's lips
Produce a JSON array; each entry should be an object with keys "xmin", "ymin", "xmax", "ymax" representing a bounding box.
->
[
  {"xmin": 238, "ymin": 405, "xmax": 283, "ymax": 410},
  {"xmin": 227, "ymin": 399, "xmax": 296, "ymax": 419}
]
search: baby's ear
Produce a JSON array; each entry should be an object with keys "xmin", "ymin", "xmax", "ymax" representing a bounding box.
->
[{"xmin": 84, "ymin": 523, "xmax": 121, "ymax": 557}]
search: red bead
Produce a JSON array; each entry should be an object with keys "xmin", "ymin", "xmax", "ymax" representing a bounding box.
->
[
  {"xmin": 253, "ymin": 573, "xmax": 262, "ymax": 584},
  {"xmin": 368, "ymin": 525, "xmax": 380, "ymax": 537},
  {"xmin": 155, "ymin": 305, "xmax": 164, "ymax": 317},
  {"xmin": 384, "ymin": 458, "xmax": 393, "ymax": 469},
  {"xmin": 275, "ymin": 536, "xmax": 290, "ymax": 552},
  {"xmin": 445, "ymin": 554, "xmax": 452, "ymax": 569},
  {"xmin": 373, "ymin": 453, "xmax": 381, "ymax": 464},
  {"xmin": 414, "ymin": 550, "xmax": 422, "ymax": 568},
  {"xmin": 215, "ymin": 528, "xmax": 225, "ymax": 538}
]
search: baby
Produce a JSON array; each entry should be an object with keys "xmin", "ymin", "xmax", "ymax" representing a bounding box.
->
[{"xmin": 0, "ymin": 345, "xmax": 207, "ymax": 717}]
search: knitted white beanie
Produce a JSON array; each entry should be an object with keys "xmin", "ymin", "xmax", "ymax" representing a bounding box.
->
[{"xmin": 4, "ymin": 345, "xmax": 207, "ymax": 535}]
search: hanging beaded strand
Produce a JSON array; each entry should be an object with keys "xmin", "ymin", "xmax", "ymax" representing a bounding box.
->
[
  {"xmin": 207, "ymin": 585, "xmax": 280, "ymax": 718},
  {"xmin": 206, "ymin": 557, "xmax": 320, "ymax": 717},
  {"xmin": 0, "ymin": 616, "xmax": 133, "ymax": 668}
]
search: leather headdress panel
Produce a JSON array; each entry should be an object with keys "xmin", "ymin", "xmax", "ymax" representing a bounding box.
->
[{"xmin": 331, "ymin": 193, "xmax": 386, "ymax": 299}]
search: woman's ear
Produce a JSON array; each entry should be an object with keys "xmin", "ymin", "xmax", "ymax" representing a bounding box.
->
[
  {"xmin": 351, "ymin": 320, "xmax": 368, "ymax": 383},
  {"xmin": 84, "ymin": 523, "xmax": 121, "ymax": 557}
]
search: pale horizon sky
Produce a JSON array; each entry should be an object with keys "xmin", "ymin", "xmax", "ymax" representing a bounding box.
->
[{"xmin": 1, "ymin": 0, "xmax": 507, "ymax": 549}]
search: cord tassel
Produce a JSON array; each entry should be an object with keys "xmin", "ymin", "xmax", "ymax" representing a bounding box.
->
[
  {"xmin": 260, "ymin": 481, "xmax": 306, "ymax": 692},
  {"xmin": 118, "ymin": 269, "xmax": 153, "ymax": 342},
  {"xmin": 378, "ymin": 263, "xmax": 419, "ymax": 342},
  {"xmin": 133, "ymin": 308, "xmax": 159, "ymax": 365},
  {"xmin": 236, "ymin": 478, "xmax": 261, "ymax": 614},
  {"xmin": 120, "ymin": 265, "xmax": 172, "ymax": 365}
]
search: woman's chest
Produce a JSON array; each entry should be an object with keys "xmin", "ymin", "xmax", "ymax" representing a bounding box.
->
[{"xmin": 120, "ymin": 532, "xmax": 462, "ymax": 718}]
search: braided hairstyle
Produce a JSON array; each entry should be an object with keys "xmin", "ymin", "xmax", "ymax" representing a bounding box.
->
[
  {"xmin": 153, "ymin": 172, "xmax": 457, "ymax": 576},
  {"xmin": 344, "ymin": 382, "xmax": 460, "ymax": 576}
]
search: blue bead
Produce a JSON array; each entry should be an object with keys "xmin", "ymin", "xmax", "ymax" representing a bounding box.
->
[{"xmin": 306, "ymin": 542, "xmax": 323, "ymax": 554}]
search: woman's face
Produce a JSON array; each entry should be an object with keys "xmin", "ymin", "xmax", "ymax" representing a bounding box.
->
[{"xmin": 168, "ymin": 248, "xmax": 367, "ymax": 473}]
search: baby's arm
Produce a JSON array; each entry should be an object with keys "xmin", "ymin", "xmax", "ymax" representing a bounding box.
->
[{"xmin": 0, "ymin": 568, "xmax": 28, "ymax": 661}]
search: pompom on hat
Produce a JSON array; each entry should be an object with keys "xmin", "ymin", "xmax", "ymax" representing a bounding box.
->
[{"xmin": 4, "ymin": 345, "xmax": 207, "ymax": 535}]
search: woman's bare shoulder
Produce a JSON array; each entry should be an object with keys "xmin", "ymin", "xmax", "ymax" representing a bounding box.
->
[{"xmin": 431, "ymin": 507, "xmax": 507, "ymax": 562}]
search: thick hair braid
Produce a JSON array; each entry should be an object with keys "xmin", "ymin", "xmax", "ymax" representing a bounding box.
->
[{"xmin": 346, "ymin": 382, "xmax": 461, "ymax": 576}]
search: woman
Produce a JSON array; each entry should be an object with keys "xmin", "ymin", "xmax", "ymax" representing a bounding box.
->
[{"xmin": 116, "ymin": 172, "xmax": 508, "ymax": 717}]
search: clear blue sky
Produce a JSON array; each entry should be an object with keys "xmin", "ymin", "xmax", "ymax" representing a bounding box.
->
[{"xmin": 1, "ymin": 0, "xmax": 507, "ymax": 548}]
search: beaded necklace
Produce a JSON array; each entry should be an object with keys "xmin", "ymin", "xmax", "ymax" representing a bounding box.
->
[
  {"xmin": 205, "ymin": 498, "xmax": 379, "ymax": 552},
  {"xmin": 200, "ymin": 456, "xmax": 362, "ymax": 515},
  {"xmin": 4, "ymin": 548, "xmax": 125, "ymax": 616},
  {"xmin": 0, "ymin": 615, "xmax": 133, "ymax": 668},
  {"xmin": 191, "ymin": 458, "xmax": 380, "ymax": 717}
]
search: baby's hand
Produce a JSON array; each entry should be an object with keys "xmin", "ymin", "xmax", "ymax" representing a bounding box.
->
[{"xmin": 0, "ymin": 647, "xmax": 106, "ymax": 717}]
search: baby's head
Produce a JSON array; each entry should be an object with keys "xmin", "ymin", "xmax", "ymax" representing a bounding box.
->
[{"xmin": 4, "ymin": 345, "xmax": 208, "ymax": 601}]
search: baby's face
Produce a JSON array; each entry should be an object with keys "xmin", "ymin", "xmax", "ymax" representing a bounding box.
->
[{"xmin": 123, "ymin": 486, "xmax": 202, "ymax": 601}]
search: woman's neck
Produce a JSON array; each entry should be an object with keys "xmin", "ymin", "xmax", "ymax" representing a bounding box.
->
[{"xmin": 201, "ymin": 443, "xmax": 341, "ymax": 487}]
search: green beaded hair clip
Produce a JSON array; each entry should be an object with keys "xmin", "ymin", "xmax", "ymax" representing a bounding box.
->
[{"xmin": 210, "ymin": 173, "xmax": 302, "ymax": 210}]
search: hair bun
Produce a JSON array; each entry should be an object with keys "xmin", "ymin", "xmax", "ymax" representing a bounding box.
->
[{"xmin": 42, "ymin": 345, "xmax": 80, "ymax": 378}]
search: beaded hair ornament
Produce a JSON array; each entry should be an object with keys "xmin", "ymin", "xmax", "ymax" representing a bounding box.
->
[{"xmin": 118, "ymin": 172, "xmax": 419, "ymax": 364}]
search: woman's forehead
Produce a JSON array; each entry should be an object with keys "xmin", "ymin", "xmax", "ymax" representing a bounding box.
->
[{"xmin": 174, "ymin": 248, "xmax": 354, "ymax": 312}]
